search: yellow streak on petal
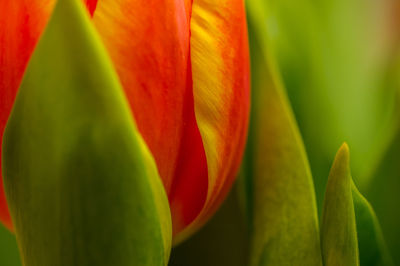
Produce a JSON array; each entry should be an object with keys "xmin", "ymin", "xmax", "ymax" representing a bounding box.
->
[{"xmin": 173, "ymin": 0, "xmax": 249, "ymax": 243}]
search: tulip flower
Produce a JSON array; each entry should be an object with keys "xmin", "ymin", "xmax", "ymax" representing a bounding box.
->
[{"xmin": 0, "ymin": 0, "xmax": 249, "ymax": 245}]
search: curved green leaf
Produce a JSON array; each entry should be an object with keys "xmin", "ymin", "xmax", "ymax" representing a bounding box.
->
[
  {"xmin": 2, "ymin": 0, "xmax": 171, "ymax": 265},
  {"xmin": 352, "ymin": 180, "xmax": 394, "ymax": 266},
  {"xmin": 367, "ymin": 121, "xmax": 400, "ymax": 265},
  {"xmin": 0, "ymin": 226, "xmax": 21, "ymax": 266},
  {"xmin": 321, "ymin": 143, "xmax": 359, "ymax": 266},
  {"xmin": 243, "ymin": 13, "xmax": 322, "ymax": 266},
  {"xmin": 247, "ymin": 0, "xmax": 398, "ymax": 210},
  {"xmin": 322, "ymin": 143, "xmax": 394, "ymax": 266},
  {"xmin": 366, "ymin": 51, "xmax": 400, "ymax": 264}
]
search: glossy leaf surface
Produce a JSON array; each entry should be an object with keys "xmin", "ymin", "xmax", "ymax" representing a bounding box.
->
[{"xmin": 2, "ymin": 0, "xmax": 171, "ymax": 265}]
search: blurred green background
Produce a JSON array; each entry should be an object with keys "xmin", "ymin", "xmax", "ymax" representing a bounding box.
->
[
  {"xmin": 259, "ymin": 0, "xmax": 400, "ymax": 262},
  {"xmin": 173, "ymin": 0, "xmax": 400, "ymax": 264}
]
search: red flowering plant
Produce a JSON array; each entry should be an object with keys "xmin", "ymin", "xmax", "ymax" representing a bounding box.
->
[
  {"xmin": 0, "ymin": 0, "xmax": 398, "ymax": 265},
  {"xmin": 0, "ymin": 0, "xmax": 249, "ymax": 264}
]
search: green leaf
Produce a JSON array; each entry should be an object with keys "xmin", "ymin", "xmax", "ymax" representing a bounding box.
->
[
  {"xmin": 242, "ymin": 13, "xmax": 322, "ymax": 266},
  {"xmin": 247, "ymin": 0, "xmax": 398, "ymax": 209},
  {"xmin": 366, "ymin": 51, "xmax": 400, "ymax": 265},
  {"xmin": 322, "ymin": 143, "xmax": 394, "ymax": 266},
  {"xmin": 0, "ymin": 226, "xmax": 21, "ymax": 266},
  {"xmin": 321, "ymin": 143, "xmax": 359, "ymax": 266},
  {"xmin": 367, "ymin": 124, "xmax": 400, "ymax": 265},
  {"xmin": 352, "ymin": 179, "xmax": 394, "ymax": 266},
  {"xmin": 2, "ymin": 0, "xmax": 171, "ymax": 265}
]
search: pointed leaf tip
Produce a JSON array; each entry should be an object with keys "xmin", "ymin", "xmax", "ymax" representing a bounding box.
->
[
  {"xmin": 321, "ymin": 144, "xmax": 359, "ymax": 266},
  {"xmin": 322, "ymin": 143, "xmax": 394, "ymax": 266},
  {"xmin": 352, "ymin": 183, "xmax": 394, "ymax": 266},
  {"xmin": 2, "ymin": 0, "xmax": 171, "ymax": 265},
  {"xmin": 332, "ymin": 142, "xmax": 350, "ymax": 175},
  {"xmin": 339, "ymin": 142, "xmax": 350, "ymax": 156}
]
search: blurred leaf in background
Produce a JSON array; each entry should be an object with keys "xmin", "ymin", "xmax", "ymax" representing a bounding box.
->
[
  {"xmin": 0, "ymin": 226, "xmax": 20, "ymax": 266},
  {"xmin": 242, "ymin": 5, "xmax": 322, "ymax": 264},
  {"xmin": 245, "ymin": 0, "xmax": 400, "ymax": 263},
  {"xmin": 255, "ymin": 0, "xmax": 399, "ymax": 207},
  {"xmin": 365, "ymin": 42, "xmax": 400, "ymax": 264},
  {"xmin": 367, "ymin": 119, "xmax": 400, "ymax": 264}
]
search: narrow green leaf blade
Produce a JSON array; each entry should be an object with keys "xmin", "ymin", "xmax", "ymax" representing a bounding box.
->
[
  {"xmin": 249, "ymin": 0, "xmax": 397, "ymax": 191},
  {"xmin": 243, "ymin": 15, "xmax": 322, "ymax": 266},
  {"xmin": 352, "ymin": 183, "xmax": 394, "ymax": 266},
  {"xmin": 367, "ymin": 119, "xmax": 400, "ymax": 265},
  {"xmin": 2, "ymin": 0, "xmax": 171, "ymax": 265},
  {"xmin": 321, "ymin": 143, "xmax": 359, "ymax": 266}
]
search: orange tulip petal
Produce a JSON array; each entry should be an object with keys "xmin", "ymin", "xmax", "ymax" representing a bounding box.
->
[
  {"xmin": 0, "ymin": 0, "xmax": 56, "ymax": 230},
  {"xmin": 167, "ymin": 59, "xmax": 209, "ymax": 235},
  {"xmin": 0, "ymin": 0, "xmax": 248, "ymax": 240},
  {"xmin": 92, "ymin": 0, "xmax": 209, "ymax": 236},
  {"xmin": 175, "ymin": 0, "xmax": 250, "ymax": 242}
]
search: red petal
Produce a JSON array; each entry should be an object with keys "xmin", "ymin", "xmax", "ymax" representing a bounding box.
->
[
  {"xmin": 174, "ymin": 0, "xmax": 250, "ymax": 242},
  {"xmin": 0, "ymin": 0, "xmax": 55, "ymax": 230},
  {"xmin": 84, "ymin": 0, "xmax": 98, "ymax": 16},
  {"xmin": 92, "ymin": 0, "xmax": 209, "ymax": 236}
]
